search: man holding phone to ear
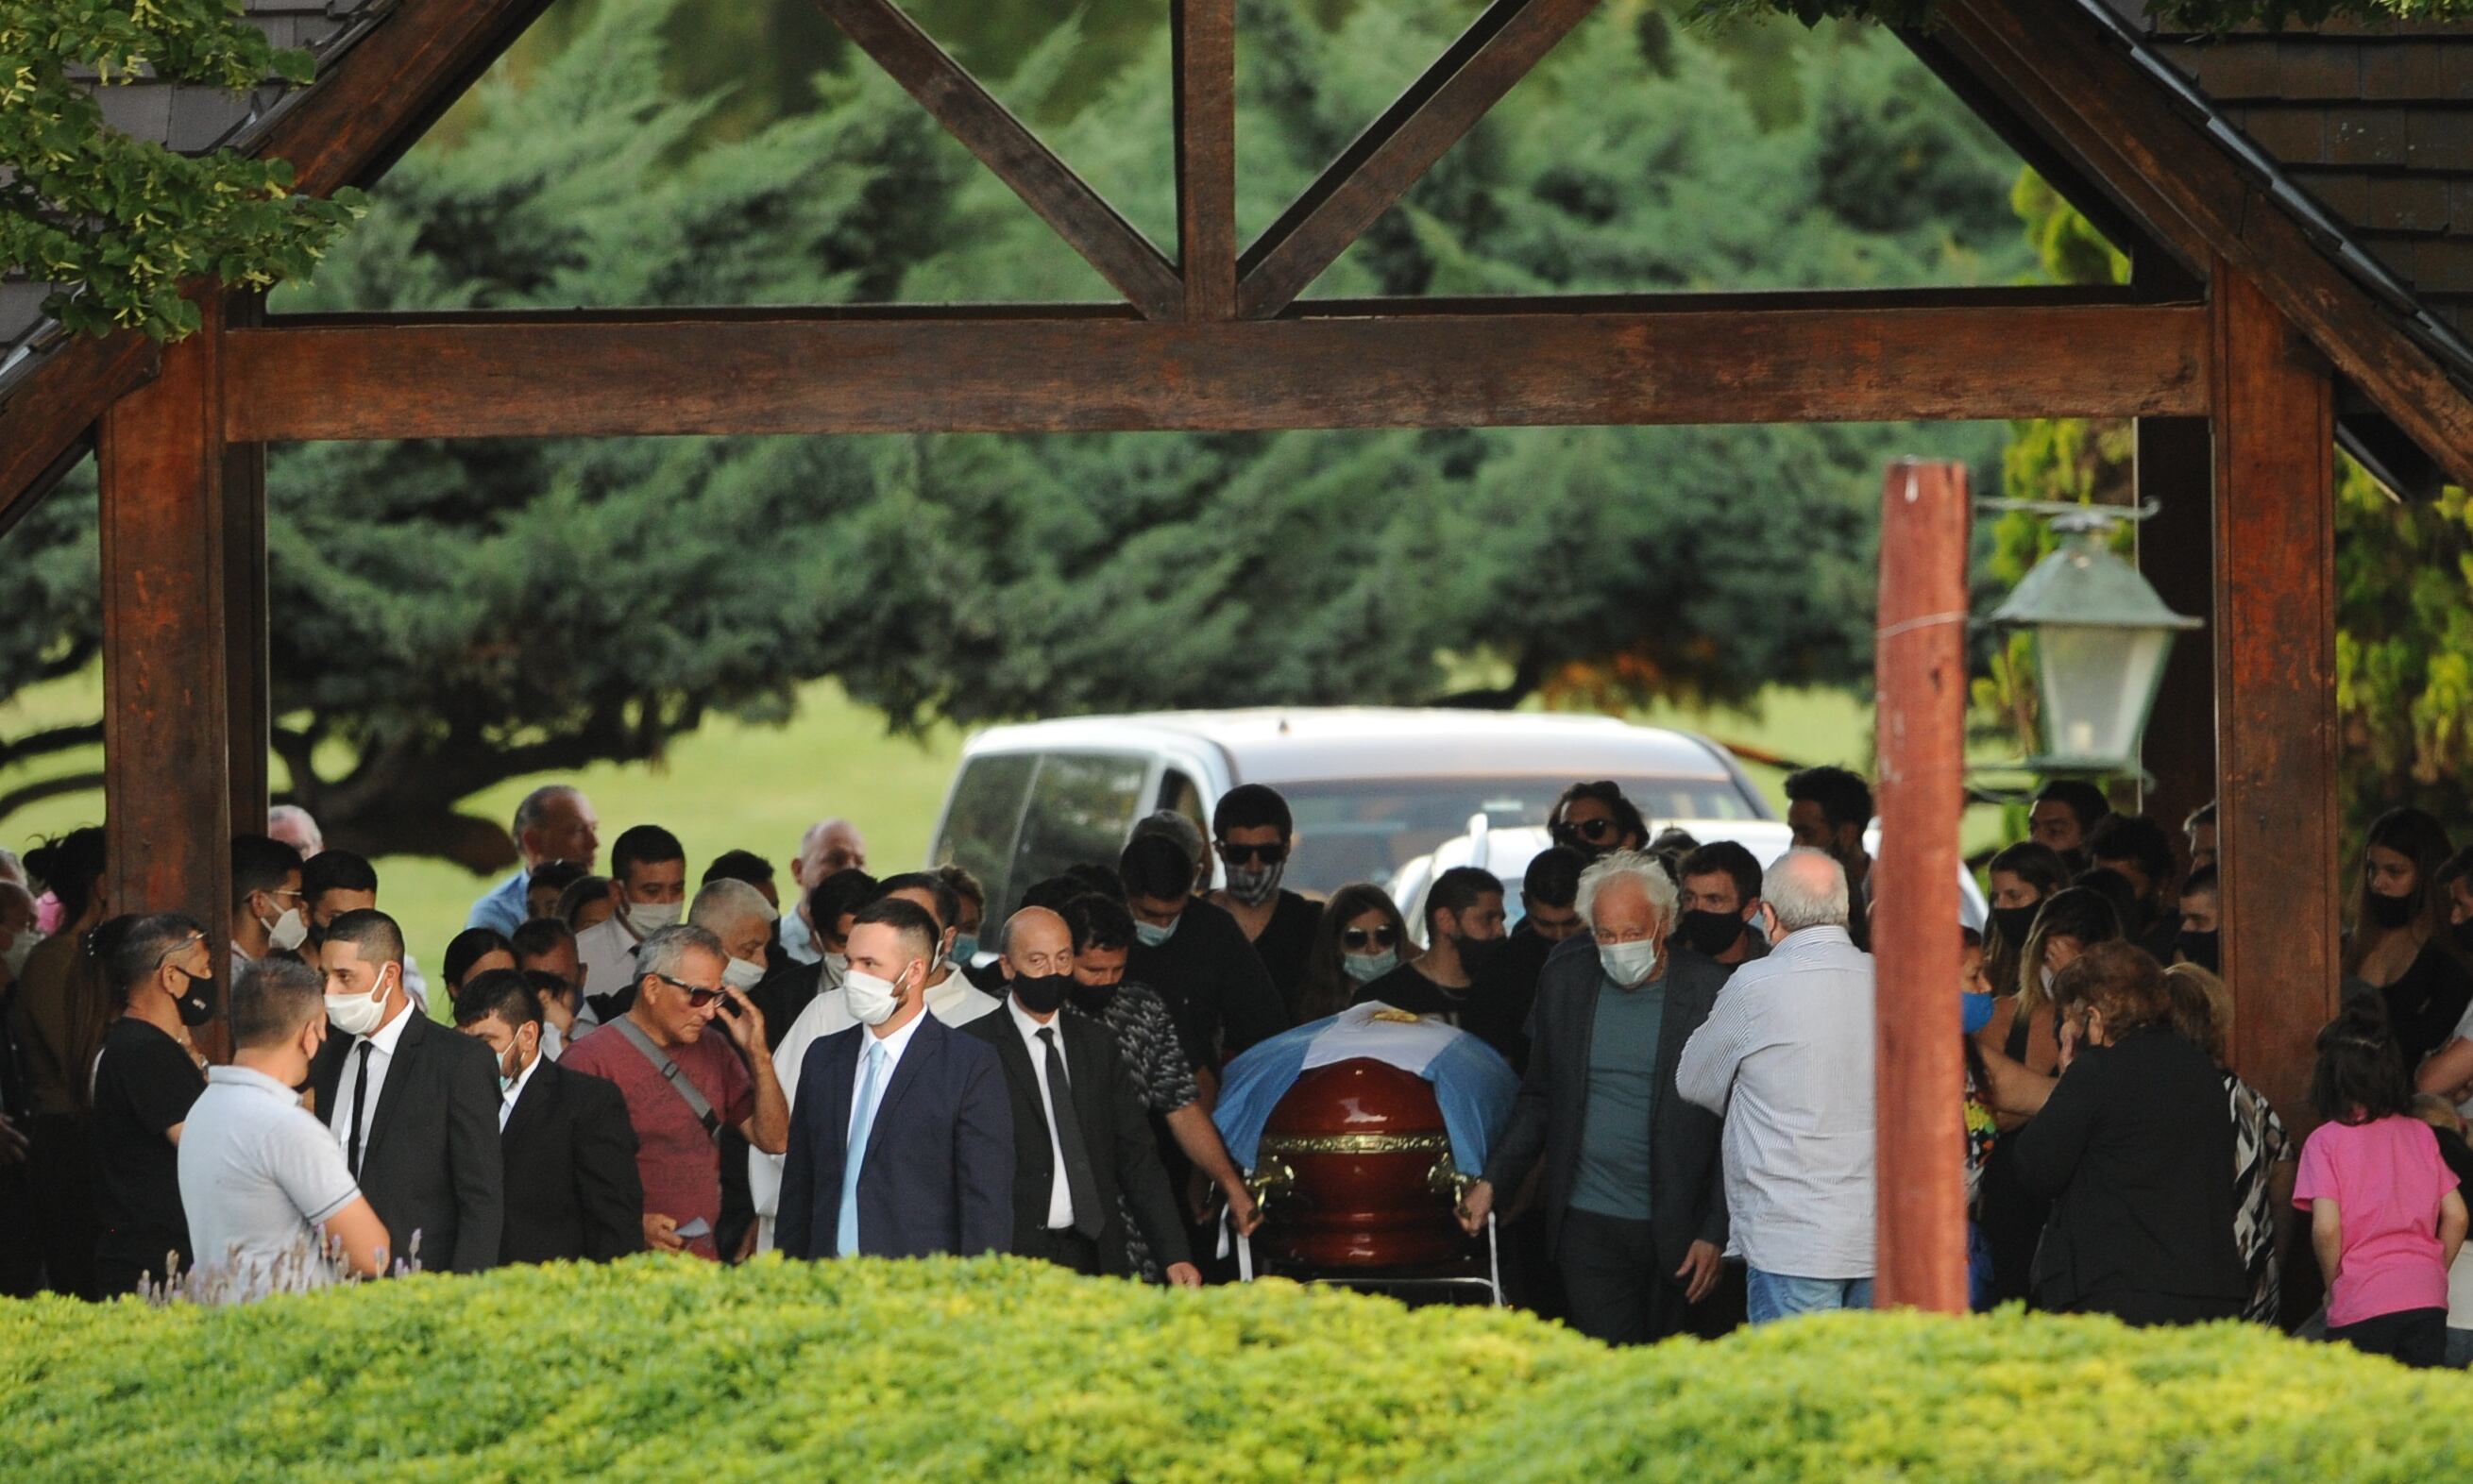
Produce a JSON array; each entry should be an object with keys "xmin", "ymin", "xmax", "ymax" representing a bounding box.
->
[{"xmin": 561, "ymin": 922, "xmax": 788, "ymax": 1259}]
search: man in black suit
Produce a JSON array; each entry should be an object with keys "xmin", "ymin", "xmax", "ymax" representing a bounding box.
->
[
  {"xmin": 312, "ymin": 910, "xmax": 504, "ymax": 1273},
  {"xmin": 452, "ymin": 970, "xmax": 643, "ymax": 1264},
  {"xmin": 1455, "ymin": 852, "xmax": 1731, "ymax": 1345},
  {"xmin": 776, "ymin": 898, "xmax": 1012, "ymax": 1261},
  {"xmin": 962, "ymin": 907, "xmax": 1198, "ymax": 1283}
]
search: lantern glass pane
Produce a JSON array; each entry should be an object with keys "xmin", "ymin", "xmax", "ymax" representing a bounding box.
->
[{"xmin": 2035, "ymin": 626, "xmax": 2174, "ymax": 769}]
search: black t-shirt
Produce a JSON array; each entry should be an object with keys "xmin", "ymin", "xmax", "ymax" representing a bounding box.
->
[
  {"xmin": 1353, "ymin": 962, "xmax": 1472, "ymax": 1027},
  {"xmin": 1246, "ymin": 891, "xmax": 1323, "ymax": 1022},
  {"xmin": 1461, "ymin": 926, "xmax": 1556, "ymax": 1073},
  {"xmin": 2380, "ymin": 940, "xmax": 2473, "ymax": 1071},
  {"xmin": 749, "ymin": 960, "xmax": 822, "ymax": 1054},
  {"xmin": 91, "ymin": 1016, "xmax": 205, "ymax": 1272},
  {"xmin": 1126, "ymin": 898, "xmax": 1291, "ymax": 1067}
]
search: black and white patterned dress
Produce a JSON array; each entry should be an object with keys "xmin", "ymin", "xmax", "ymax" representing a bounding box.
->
[
  {"xmin": 2225, "ymin": 1071, "xmax": 2295, "ymax": 1324},
  {"xmin": 1068, "ymin": 980, "xmax": 1202, "ymax": 1280}
]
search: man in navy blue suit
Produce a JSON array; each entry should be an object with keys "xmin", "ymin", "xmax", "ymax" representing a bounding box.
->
[{"xmin": 777, "ymin": 897, "xmax": 1012, "ymax": 1260}]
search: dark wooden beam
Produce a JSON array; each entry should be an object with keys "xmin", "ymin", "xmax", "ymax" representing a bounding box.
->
[
  {"xmin": 1939, "ymin": 0, "xmax": 2473, "ymax": 489},
  {"xmin": 814, "ymin": 0, "xmax": 1180, "ymax": 320},
  {"xmin": 1236, "ymin": 0, "xmax": 1600, "ymax": 319},
  {"xmin": 99, "ymin": 296, "xmax": 235, "ymax": 1054},
  {"xmin": 0, "ymin": 335, "xmax": 159, "ymax": 546},
  {"xmin": 2135, "ymin": 413, "xmax": 2214, "ymax": 849},
  {"xmin": 224, "ymin": 294, "xmax": 2211, "ymax": 441},
  {"xmin": 261, "ymin": 0, "xmax": 562, "ymax": 195},
  {"xmin": 2211, "ymin": 265, "xmax": 2337, "ymax": 1132},
  {"xmin": 224, "ymin": 293, "xmax": 271, "ymax": 840},
  {"xmin": 1173, "ymin": 0, "xmax": 1239, "ymax": 321}
]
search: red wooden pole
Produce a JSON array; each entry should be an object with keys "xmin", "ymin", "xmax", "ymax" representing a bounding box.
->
[{"xmin": 1872, "ymin": 458, "xmax": 1971, "ymax": 1314}]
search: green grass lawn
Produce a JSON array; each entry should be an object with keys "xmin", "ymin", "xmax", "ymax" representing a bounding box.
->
[{"xmin": 0, "ymin": 673, "xmax": 2007, "ymax": 973}]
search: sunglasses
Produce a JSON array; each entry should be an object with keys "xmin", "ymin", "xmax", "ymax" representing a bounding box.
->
[
  {"xmin": 1566, "ymin": 817, "xmax": 1618, "ymax": 842},
  {"xmin": 1342, "ymin": 926, "xmax": 1399, "ymax": 951},
  {"xmin": 654, "ymin": 973, "xmax": 731, "ymax": 1010},
  {"xmin": 1219, "ymin": 841, "xmax": 1288, "ymax": 866}
]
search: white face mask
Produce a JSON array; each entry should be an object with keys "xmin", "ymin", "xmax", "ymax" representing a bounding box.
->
[
  {"xmin": 843, "ymin": 967, "xmax": 906, "ymax": 1028},
  {"xmin": 1600, "ymin": 939, "xmax": 1662, "ymax": 988},
  {"xmin": 325, "ymin": 969, "xmax": 391, "ymax": 1037},
  {"xmin": 624, "ymin": 899, "xmax": 682, "ymax": 936},
  {"xmin": 722, "ymin": 955, "xmax": 764, "ymax": 991},
  {"xmin": 1, "ymin": 930, "xmax": 43, "ymax": 978},
  {"xmin": 264, "ymin": 903, "xmax": 310, "ymax": 953},
  {"xmin": 822, "ymin": 952, "xmax": 850, "ymax": 987}
]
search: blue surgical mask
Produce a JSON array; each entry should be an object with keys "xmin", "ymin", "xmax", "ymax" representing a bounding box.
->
[
  {"xmin": 1961, "ymin": 991, "xmax": 1995, "ymax": 1037},
  {"xmin": 1344, "ymin": 950, "xmax": 1397, "ymax": 984},
  {"xmin": 1135, "ymin": 918, "xmax": 1177, "ymax": 949},
  {"xmin": 951, "ymin": 934, "xmax": 981, "ymax": 967}
]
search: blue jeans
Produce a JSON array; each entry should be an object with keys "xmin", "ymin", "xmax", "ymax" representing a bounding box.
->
[{"xmin": 1746, "ymin": 1268, "xmax": 1874, "ymax": 1324}]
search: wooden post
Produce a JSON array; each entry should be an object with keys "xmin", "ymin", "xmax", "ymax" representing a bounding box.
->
[
  {"xmin": 1173, "ymin": 0, "xmax": 1238, "ymax": 322},
  {"xmin": 2134, "ymin": 413, "xmax": 2213, "ymax": 849},
  {"xmin": 99, "ymin": 296, "xmax": 237, "ymax": 1051},
  {"xmin": 225, "ymin": 294, "xmax": 271, "ymax": 836},
  {"xmin": 2211, "ymin": 264, "xmax": 2338, "ymax": 1125},
  {"xmin": 1872, "ymin": 458, "xmax": 1971, "ymax": 1314}
]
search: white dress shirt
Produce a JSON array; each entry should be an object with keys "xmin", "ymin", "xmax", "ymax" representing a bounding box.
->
[
  {"xmin": 1008, "ymin": 997, "xmax": 1076, "ymax": 1231},
  {"xmin": 573, "ymin": 916, "xmax": 646, "ymax": 1015},
  {"xmin": 326, "ymin": 998, "xmax": 417, "ymax": 1171},
  {"xmin": 1675, "ymin": 925, "xmax": 1876, "ymax": 1281},
  {"xmin": 500, "ymin": 1049, "xmax": 543, "ymax": 1131}
]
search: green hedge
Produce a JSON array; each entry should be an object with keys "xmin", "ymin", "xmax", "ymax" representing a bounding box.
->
[{"xmin": 3, "ymin": 1256, "xmax": 2466, "ymax": 1481}]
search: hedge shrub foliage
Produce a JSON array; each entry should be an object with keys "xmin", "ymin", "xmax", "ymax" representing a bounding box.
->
[{"xmin": 6, "ymin": 1256, "xmax": 2471, "ymax": 1482}]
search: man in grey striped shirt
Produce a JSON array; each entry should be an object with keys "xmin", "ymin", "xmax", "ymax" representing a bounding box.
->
[{"xmin": 1676, "ymin": 848, "xmax": 1877, "ymax": 1324}]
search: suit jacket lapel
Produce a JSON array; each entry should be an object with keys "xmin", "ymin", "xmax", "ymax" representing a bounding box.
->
[
  {"xmin": 361, "ymin": 1011, "xmax": 422, "ymax": 1167},
  {"xmin": 864, "ymin": 1018, "xmax": 938, "ymax": 1162},
  {"xmin": 502, "ymin": 1055, "xmax": 554, "ymax": 1145}
]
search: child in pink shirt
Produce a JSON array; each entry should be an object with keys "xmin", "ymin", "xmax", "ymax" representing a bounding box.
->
[{"xmin": 2295, "ymin": 1005, "xmax": 2468, "ymax": 1368}]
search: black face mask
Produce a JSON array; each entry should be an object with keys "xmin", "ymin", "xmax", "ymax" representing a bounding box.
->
[
  {"xmin": 174, "ymin": 969, "xmax": 218, "ymax": 1028},
  {"xmin": 1012, "ymin": 972, "xmax": 1073, "ymax": 1016},
  {"xmin": 1067, "ymin": 981, "xmax": 1113, "ymax": 1016},
  {"xmin": 1990, "ymin": 904, "xmax": 2040, "ymax": 945},
  {"xmin": 1456, "ymin": 935, "xmax": 1506, "ymax": 974},
  {"xmin": 2176, "ymin": 930, "xmax": 2220, "ymax": 974},
  {"xmin": 2452, "ymin": 920, "xmax": 2473, "ymax": 956},
  {"xmin": 1677, "ymin": 910, "xmax": 1746, "ymax": 957},
  {"xmin": 2368, "ymin": 891, "xmax": 2419, "ymax": 931}
]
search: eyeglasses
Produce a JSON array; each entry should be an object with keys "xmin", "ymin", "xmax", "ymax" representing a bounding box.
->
[
  {"xmin": 653, "ymin": 973, "xmax": 729, "ymax": 1009},
  {"xmin": 1218, "ymin": 842, "xmax": 1288, "ymax": 866},
  {"xmin": 1342, "ymin": 926, "xmax": 1399, "ymax": 951}
]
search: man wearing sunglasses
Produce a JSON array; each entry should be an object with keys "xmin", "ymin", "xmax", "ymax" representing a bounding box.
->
[
  {"xmin": 562, "ymin": 922, "xmax": 788, "ymax": 1260},
  {"xmin": 1549, "ymin": 783, "xmax": 1651, "ymax": 861},
  {"xmin": 1205, "ymin": 785, "xmax": 1320, "ymax": 1017}
]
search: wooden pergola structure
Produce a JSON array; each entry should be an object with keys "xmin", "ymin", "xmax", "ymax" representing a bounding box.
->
[{"xmin": 6, "ymin": 0, "xmax": 2473, "ymax": 1154}]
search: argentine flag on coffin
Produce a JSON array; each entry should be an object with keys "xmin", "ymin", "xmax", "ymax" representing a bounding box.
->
[{"xmin": 1213, "ymin": 1002, "xmax": 1519, "ymax": 1175}]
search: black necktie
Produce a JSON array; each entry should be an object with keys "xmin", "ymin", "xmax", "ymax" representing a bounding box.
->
[
  {"xmin": 1037, "ymin": 1026, "xmax": 1104, "ymax": 1239},
  {"xmin": 347, "ymin": 1040, "xmax": 373, "ymax": 1177}
]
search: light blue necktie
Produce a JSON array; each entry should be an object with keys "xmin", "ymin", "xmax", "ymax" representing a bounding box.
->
[{"xmin": 836, "ymin": 1039, "xmax": 888, "ymax": 1258}]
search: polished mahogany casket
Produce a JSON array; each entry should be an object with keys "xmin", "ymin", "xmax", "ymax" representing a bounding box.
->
[{"xmin": 1251, "ymin": 1056, "xmax": 1469, "ymax": 1271}]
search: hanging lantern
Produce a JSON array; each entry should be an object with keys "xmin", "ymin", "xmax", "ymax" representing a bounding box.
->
[{"xmin": 1989, "ymin": 511, "xmax": 2201, "ymax": 776}]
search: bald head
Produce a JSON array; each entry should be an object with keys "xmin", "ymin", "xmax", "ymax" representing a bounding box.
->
[
  {"xmin": 1001, "ymin": 906, "xmax": 1073, "ymax": 978},
  {"xmin": 793, "ymin": 818, "xmax": 868, "ymax": 887},
  {"xmin": 1763, "ymin": 848, "xmax": 1851, "ymax": 934}
]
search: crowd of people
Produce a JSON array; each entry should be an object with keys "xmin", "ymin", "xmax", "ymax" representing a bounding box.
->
[{"xmin": 2, "ymin": 768, "xmax": 2471, "ymax": 1367}]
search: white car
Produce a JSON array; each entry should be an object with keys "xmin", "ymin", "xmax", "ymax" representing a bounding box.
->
[
  {"xmin": 924, "ymin": 707, "xmax": 1774, "ymax": 916},
  {"xmin": 1391, "ymin": 820, "xmax": 1989, "ymax": 945}
]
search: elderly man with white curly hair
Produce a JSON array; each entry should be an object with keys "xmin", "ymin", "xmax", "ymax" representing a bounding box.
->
[
  {"xmin": 1677, "ymin": 847, "xmax": 1877, "ymax": 1324},
  {"xmin": 1456, "ymin": 849, "xmax": 1735, "ymax": 1345}
]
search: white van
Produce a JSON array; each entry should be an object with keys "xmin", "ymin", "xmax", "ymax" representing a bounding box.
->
[{"xmin": 923, "ymin": 707, "xmax": 1773, "ymax": 917}]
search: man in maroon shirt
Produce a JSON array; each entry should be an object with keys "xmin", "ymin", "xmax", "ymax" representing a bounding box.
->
[{"xmin": 562, "ymin": 922, "xmax": 788, "ymax": 1258}]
